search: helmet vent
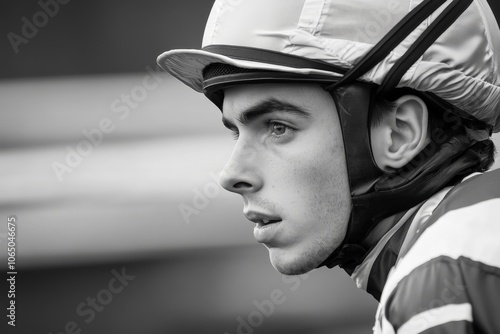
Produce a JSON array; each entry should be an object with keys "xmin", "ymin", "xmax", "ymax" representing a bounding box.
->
[{"xmin": 203, "ymin": 63, "xmax": 271, "ymax": 81}]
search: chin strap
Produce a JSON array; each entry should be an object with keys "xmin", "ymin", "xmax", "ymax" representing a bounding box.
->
[
  {"xmin": 317, "ymin": 82, "xmax": 490, "ymax": 273},
  {"xmin": 319, "ymin": 131, "xmax": 485, "ymax": 273},
  {"xmin": 317, "ymin": 0, "xmax": 478, "ymax": 274},
  {"xmin": 321, "ymin": 243, "xmax": 367, "ymax": 275}
]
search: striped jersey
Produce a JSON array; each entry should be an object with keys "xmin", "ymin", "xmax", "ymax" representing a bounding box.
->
[{"xmin": 351, "ymin": 169, "xmax": 500, "ymax": 334}]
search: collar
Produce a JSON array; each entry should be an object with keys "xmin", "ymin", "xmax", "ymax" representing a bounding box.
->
[{"xmin": 350, "ymin": 186, "xmax": 454, "ymax": 300}]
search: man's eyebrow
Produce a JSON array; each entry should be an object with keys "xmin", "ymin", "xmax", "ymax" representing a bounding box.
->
[{"xmin": 221, "ymin": 98, "xmax": 311, "ymax": 130}]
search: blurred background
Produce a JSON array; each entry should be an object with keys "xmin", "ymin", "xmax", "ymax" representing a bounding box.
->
[{"xmin": 1, "ymin": 1, "xmax": 499, "ymax": 334}]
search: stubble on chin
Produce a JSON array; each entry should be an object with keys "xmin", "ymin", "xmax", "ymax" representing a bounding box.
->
[{"xmin": 268, "ymin": 241, "xmax": 335, "ymax": 275}]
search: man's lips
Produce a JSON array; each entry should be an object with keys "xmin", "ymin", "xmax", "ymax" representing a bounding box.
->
[
  {"xmin": 253, "ymin": 220, "xmax": 283, "ymax": 243},
  {"xmin": 255, "ymin": 219, "xmax": 282, "ymax": 227},
  {"xmin": 244, "ymin": 210, "xmax": 283, "ymax": 243},
  {"xmin": 244, "ymin": 211, "xmax": 282, "ymax": 226}
]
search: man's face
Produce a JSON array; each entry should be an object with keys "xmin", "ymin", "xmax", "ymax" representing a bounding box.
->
[{"xmin": 219, "ymin": 83, "xmax": 351, "ymax": 275}]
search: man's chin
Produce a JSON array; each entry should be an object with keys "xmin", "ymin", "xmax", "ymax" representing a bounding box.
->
[{"xmin": 267, "ymin": 248, "xmax": 322, "ymax": 275}]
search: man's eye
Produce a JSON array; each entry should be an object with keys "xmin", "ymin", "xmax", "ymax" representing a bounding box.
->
[{"xmin": 270, "ymin": 122, "xmax": 289, "ymax": 136}]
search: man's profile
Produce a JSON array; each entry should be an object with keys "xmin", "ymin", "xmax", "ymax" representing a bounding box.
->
[{"xmin": 158, "ymin": 0, "xmax": 500, "ymax": 332}]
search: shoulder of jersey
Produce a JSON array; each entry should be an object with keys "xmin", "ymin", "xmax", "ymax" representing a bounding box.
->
[
  {"xmin": 401, "ymin": 168, "xmax": 500, "ymax": 258},
  {"xmin": 380, "ymin": 169, "xmax": 500, "ymax": 333}
]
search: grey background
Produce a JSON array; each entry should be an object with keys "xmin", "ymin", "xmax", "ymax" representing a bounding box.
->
[{"xmin": 1, "ymin": 1, "xmax": 499, "ymax": 334}]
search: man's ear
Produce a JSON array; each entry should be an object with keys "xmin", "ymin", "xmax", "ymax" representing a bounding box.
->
[{"xmin": 371, "ymin": 95, "xmax": 429, "ymax": 172}]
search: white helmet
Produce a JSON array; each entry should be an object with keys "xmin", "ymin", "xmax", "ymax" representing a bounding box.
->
[{"xmin": 159, "ymin": 0, "xmax": 500, "ymax": 132}]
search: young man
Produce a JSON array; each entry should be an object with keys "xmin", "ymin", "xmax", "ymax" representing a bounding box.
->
[{"xmin": 158, "ymin": 0, "xmax": 500, "ymax": 332}]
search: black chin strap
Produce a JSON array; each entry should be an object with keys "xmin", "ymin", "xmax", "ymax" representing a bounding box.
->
[
  {"xmin": 318, "ymin": 0, "xmax": 476, "ymax": 273},
  {"xmin": 319, "ymin": 111, "xmax": 482, "ymax": 273},
  {"xmin": 321, "ymin": 243, "xmax": 367, "ymax": 275}
]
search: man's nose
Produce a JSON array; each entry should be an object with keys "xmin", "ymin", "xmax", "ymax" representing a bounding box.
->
[{"xmin": 218, "ymin": 142, "xmax": 263, "ymax": 195}]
